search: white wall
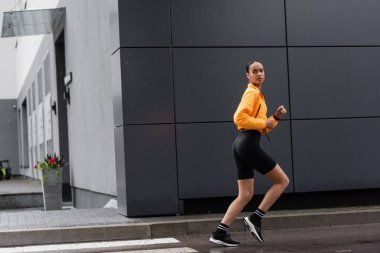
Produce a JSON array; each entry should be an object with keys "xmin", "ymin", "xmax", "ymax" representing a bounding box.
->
[
  {"xmin": 0, "ymin": 0, "xmax": 16, "ymax": 99},
  {"xmin": 15, "ymin": 35, "xmax": 44, "ymax": 95},
  {"xmin": 14, "ymin": 0, "xmax": 59, "ymax": 96},
  {"xmin": 12, "ymin": 0, "xmax": 117, "ymax": 203},
  {"xmin": 0, "ymin": 38, "xmax": 16, "ymax": 99},
  {"xmin": 58, "ymin": 0, "xmax": 117, "ymax": 197}
]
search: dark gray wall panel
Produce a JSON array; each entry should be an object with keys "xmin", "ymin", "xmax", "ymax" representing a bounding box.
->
[
  {"xmin": 177, "ymin": 123, "xmax": 237, "ymax": 199},
  {"xmin": 289, "ymin": 48, "xmax": 380, "ymax": 119},
  {"xmin": 120, "ymin": 48, "xmax": 174, "ymax": 124},
  {"xmin": 177, "ymin": 122, "xmax": 293, "ymax": 199},
  {"xmin": 125, "ymin": 124, "xmax": 178, "ymax": 216},
  {"xmin": 174, "ymin": 48, "xmax": 289, "ymax": 122},
  {"xmin": 286, "ymin": 0, "xmax": 380, "ymax": 46},
  {"xmin": 172, "ymin": 0, "xmax": 286, "ymax": 46},
  {"xmin": 0, "ymin": 100, "xmax": 19, "ymax": 174},
  {"xmin": 293, "ymin": 118, "xmax": 380, "ymax": 192},
  {"xmin": 118, "ymin": 0, "xmax": 170, "ymax": 47}
]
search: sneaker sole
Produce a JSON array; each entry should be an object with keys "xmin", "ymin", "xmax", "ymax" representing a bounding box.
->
[
  {"xmin": 209, "ymin": 237, "xmax": 240, "ymax": 247},
  {"xmin": 244, "ymin": 217, "xmax": 264, "ymax": 243}
]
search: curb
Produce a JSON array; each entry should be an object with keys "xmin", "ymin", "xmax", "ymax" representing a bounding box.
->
[
  {"xmin": 0, "ymin": 207, "xmax": 380, "ymax": 247},
  {"xmin": 0, "ymin": 224, "xmax": 150, "ymax": 247}
]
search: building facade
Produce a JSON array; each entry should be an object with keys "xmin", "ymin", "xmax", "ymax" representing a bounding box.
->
[
  {"xmin": 1, "ymin": 0, "xmax": 380, "ymax": 217},
  {"xmin": 0, "ymin": 0, "xmax": 18, "ymax": 177}
]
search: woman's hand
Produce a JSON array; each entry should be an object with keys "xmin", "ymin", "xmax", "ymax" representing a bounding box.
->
[
  {"xmin": 275, "ymin": 105, "xmax": 287, "ymax": 119},
  {"xmin": 266, "ymin": 118, "xmax": 277, "ymax": 129}
]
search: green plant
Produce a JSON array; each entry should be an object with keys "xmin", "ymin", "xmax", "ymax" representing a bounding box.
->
[{"xmin": 35, "ymin": 153, "xmax": 66, "ymax": 182}]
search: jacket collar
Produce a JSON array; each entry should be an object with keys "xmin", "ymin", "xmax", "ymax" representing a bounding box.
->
[
  {"xmin": 248, "ymin": 83, "xmax": 261, "ymax": 92},
  {"xmin": 248, "ymin": 83, "xmax": 265, "ymax": 98}
]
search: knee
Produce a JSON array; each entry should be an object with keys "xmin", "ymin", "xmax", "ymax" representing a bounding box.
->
[
  {"xmin": 272, "ymin": 165, "xmax": 289, "ymax": 190},
  {"xmin": 281, "ymin": 176, "xmax": 290, "ymax": 190},
  {"xmin": 238, "ymin": 190, "xmax": 254, "ymax": 203}
]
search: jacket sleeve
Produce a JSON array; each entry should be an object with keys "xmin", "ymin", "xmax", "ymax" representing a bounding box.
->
[
  {"xmin": 234, "ymin": 91, "xmax": 266, "ymax": 130},
  {"xmin": 261, "ymin": 115, "xmax": 279, "ymax": 134}
]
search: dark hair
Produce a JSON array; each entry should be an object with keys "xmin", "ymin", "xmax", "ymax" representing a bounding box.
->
[{"xmin": 245, "ymin": 60, "xmax": 262, "ymax": 73}]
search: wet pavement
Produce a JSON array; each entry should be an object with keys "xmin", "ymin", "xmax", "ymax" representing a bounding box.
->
[
  {"xmin": 179, "ymin": 223, "xmax": 380, "ymax": 253},
  {"xmin": 0, "ymin": 177, "xmax": 379, "ymax": 251},
  {"xmin": 7, "ymin": 223, "xmax": 376, "ymax": 252}
]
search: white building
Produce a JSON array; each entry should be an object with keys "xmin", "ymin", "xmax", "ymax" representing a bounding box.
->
[{"xmin": 0, "ymin": 0, "xmax": 117, "ymax": 207}]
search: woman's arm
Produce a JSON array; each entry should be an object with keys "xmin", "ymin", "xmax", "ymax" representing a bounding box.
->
[
  {"xmin": 262, "ymin": 106, "xmax": 287, "ymax": 133},
  {"xmin": 262, "ymin": 116, "xmax": 278, "ymax": 134}
]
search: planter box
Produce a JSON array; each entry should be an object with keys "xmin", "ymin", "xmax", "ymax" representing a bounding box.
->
[{"xmin": 41, "ymin": 170, "xmax": 62, "ymax": 211}]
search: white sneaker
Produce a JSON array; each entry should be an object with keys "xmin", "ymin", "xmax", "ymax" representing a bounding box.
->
[{"xmin": 244, "ymin": 217, "xmax": 264, "ymax": 243}]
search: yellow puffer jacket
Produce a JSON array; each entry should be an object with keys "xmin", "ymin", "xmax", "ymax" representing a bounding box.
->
[{"xmin": 233, "ymin": 83, "xmax": 278, "ymax": 134}]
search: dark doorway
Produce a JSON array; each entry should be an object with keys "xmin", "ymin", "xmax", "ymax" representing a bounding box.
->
[
  {"xmin": 21, "ymin": 99, "xmax": 29, "ymax": 168},
  {"xmin": 55, "ymin": 30, "xmax": 71, "ymax": 202}
]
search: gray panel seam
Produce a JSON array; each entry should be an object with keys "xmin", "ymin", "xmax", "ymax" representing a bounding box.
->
[
  {"xmin": 292, "ymin": 116, "xmax": 380, "ymax": 121},
  {"xmin": 283, "ymin": 0, "xmax": 296, "ymax": 193},
  {"xmin": 123, "ymin": 120, "xmax": 294, "ymax": 126},
  {"xmin": 119, "ymin": 46, "xmax": 286, "ymax": 49},
  {"xmin": 120, "ymin": 46, "xmax": 171, "ymax": 49},
  {"xmin": 111, "ymin": 47, "xmax": 120, "ymax": 56},
  {"xmin": 169, "ymin": 0, "xmax": 180, "ymax": 214},
  {"xmin": 287, "ymin": 45, "xmax": 380, "ymax": 48}
]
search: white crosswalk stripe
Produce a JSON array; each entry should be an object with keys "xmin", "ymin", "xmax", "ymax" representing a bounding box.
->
[
  {"xmin": 112, "ymin": 247, "xmax": 198, "ymax": 253},
  {"xmin": 0, "ymin": 238, "xmax": 198, "ymax": 253}
]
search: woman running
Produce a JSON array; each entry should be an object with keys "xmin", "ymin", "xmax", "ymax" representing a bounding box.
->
[{"xmin": 210, "ymin": 60, "xmax": 289, "ymax": 247}]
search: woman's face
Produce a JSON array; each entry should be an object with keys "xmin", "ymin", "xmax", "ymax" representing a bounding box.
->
[{"xmin": 246, "ymin": 62, "xmax": 265, "ymax": 85}]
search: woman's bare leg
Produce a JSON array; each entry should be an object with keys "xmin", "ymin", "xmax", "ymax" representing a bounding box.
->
[
  {"xmin": 258, "ymin": 164, "xmax": 289, "ymax": 212},
  {"xmin": 221, "ymin": 178, "xmax": 254, "ymax": 226}
]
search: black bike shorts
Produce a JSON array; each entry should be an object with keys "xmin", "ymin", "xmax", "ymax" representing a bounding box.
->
[{"xmin": 232, "ymin": 130, "xmax": 276, "ymax": 180}]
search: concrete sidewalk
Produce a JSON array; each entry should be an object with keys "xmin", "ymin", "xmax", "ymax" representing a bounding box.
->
[{"xmin": 0, "ymin": 205, "xmax": 380, "ymax": 247}]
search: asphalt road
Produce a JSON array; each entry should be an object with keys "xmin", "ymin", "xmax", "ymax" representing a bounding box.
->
[
  {"xmin": 178, "ymin": 223, "xmax": 380, "ymax": 253},
  {"xmin": 2, "ymin": 223, "xmax": 379, "ymax": 253},
  {"xmin": 113, "ymin": 223, "xmax": 380, "ymax": 253}
]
